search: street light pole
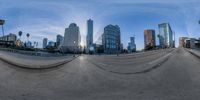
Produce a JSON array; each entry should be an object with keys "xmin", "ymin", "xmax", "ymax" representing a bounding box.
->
[
  {"xmin": 173, "ymin": 31, "xmax": 175, "ymax": 48},
  {"xmin": 73, "ymin": 41, "xmax": 76, "ymax": 57},
  {"xmin": 2, "ymin": 25, "xmax": 4, "ymax": 36},
  {"xmin": 0, "ymin": 19, "xmax": 5, "ymax": 36},
  {"xmin": 117, "ymin": 43, "xmax": 119, "ymax": 56}
]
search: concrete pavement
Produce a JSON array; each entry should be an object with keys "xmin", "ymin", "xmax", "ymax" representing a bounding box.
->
[
  {"xmin": 0, "ymin": 48, "xmax": 200, "ymax": 100},
  {"xmin": 0, "ymin": 51, "xmax": 77, "ymax": 69},
  {"xmin": 87, "ymin": 48, "xmax": 175, "ymax": 74},
  {"xmin": 186, "ymin": 48, "xmax": 200, "ymax": 59}
]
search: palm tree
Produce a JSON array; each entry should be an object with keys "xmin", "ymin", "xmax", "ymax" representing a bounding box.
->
[
  {"xmin": 26, "ymin": 33, "xmax": 30, "ymax": 41},
  {"xmin": 36, "ymin": 42, "xmax": 38, "ymax": 48},
  {"xmin": 18, "ymin": 31, "xmax": 22, "ymax": 40},
  {"xmin": 34, "ymin": 41, "xmax": 36, "ymax": 48}
]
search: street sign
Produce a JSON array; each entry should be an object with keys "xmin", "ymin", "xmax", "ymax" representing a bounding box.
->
[{"xmin": 0, "ymin": 19, "xmax": 5, "ymax": 25}]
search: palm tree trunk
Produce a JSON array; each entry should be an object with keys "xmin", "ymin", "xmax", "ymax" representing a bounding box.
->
[{"xmin": 2, "ymin": 25, "xmax": 4, "ymax": 36}]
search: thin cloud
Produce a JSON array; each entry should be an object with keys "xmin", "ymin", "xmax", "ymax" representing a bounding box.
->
[{"xmin": 0, "ymin": 0, "xmax": 200, "ymax": 49}]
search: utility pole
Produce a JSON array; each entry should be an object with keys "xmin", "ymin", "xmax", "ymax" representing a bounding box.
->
[
  {"xmin": 0, "ymin": 19, "xmax": 5, "ymax": 36},
  {"xmin": 173, "ymin": 31, "xmax": 175, "ymax": 48},
  {"xmin": 73, "ymin": 41, "xmax": 76, "ymax": 57}
]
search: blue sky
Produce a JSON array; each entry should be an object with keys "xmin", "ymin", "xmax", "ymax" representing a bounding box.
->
[{"xmin": 0, "ymin": 0, "xmax": 200, "ymax": 50}]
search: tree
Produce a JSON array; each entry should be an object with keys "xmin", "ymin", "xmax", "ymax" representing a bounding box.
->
[
  {"xmin": 157, "ymin": 34, "xmax": 160, "ymax": 38},
  {"xmin": 33, "ymin": 41, "xmax": 36, "ymax": 47},
  {"xmin": 36, "ymin": 42, "xmax": 38, "ymax": 48},
  {"xmin": 26, "ymin": 33, "xmax": 30, "ymax": 41},
  {"xmin": 18, "ymin": 31, "xmax": 22, "ymax": 39}
]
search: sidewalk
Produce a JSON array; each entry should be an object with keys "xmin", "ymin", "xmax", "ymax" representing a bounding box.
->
[
  {"xmin": 187, "ymin": 49, "xmax": 200, "ymax": 59},
  {"xmin": 0, "ymin": 51, "xmax": 77, "ymax": 69}
]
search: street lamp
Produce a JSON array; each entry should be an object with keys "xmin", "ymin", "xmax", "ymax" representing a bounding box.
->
[
  {"xmin": 117, "ymin": 43, "xmax": 119, "ymax": 56},
  {"xmin": 73, "ymin": 41, "xmax": 76, "ymax": 57},
  {"xmin": 0, "ymin": 19, "xmax": 5, "ymax": 36}
]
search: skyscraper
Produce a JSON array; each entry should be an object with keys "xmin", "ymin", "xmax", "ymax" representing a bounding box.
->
[
  {"xmin": 144, "ymin": 29, "xmax": 156, "ymax": 50},
  {"xmin": 102, "ymin": 25, "xmax": 121, "ymax": 54},
  {"xmin": 0, "ymin": 33, "xmax": 17, "ymax": 47},
  {"xmin": 158, "ymin": 23, "xmax": 173, "ymax": 48},
  {"xmin": 62, "ymin": 23, "xmax": 81, "ymax": 53},
  {"xmin": 86, "ymin": 19, "xmax": 93, "ymax": 53},
  {"xmin": 127, "ymin": 36, "xmax": 136, "ymax": 52},
  {"xmin": 56, "ymin": 34, "xmax": 63, "ymax": 47},
  {"xmin": 43, "ymin": 38, "xmax": 48, "ymax": 49},
  {"xmin": 0, "ymin": 33, "xmax": 17, "ymax": 41}
]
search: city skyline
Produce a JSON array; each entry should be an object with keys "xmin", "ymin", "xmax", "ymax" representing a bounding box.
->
[{"xmin": 1, "ymin": 0, "xmax": 200, "ymax": 50}]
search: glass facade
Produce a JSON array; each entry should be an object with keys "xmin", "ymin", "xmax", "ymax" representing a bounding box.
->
[
  {"xmin": 86, "ymin": 19, "xmax": 93, "ymax": 51},
  {"xmin": 0, "ymin": 33, "xmax": 17, "ymax": 42},
  {"xmin": 127, "ymin": 37, "xmax": 136, "ymax": 52},
  {"xmin": 144, "ymin": 29, "xmax": 156, "ymax": 50},
  {"xmin": 158, "ymin": 23, "xmax": 173, "ymax": 48},
  {"xmin": 102, "ymin": 25, "xmax": 121, "ymax": 54},
  {"xmin": 56, "ymin": 35, "xmax": 63, "ymax": 47}
]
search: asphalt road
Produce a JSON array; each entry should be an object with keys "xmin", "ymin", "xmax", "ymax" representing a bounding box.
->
[{"xmin": 0, "ymin": 48, "xmax": 200, "ymax": 100}]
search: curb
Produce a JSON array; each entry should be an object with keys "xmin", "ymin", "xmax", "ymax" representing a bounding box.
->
[{"xmin": 0, "ymin": 55, "xmax": 79, "ymax": 69}]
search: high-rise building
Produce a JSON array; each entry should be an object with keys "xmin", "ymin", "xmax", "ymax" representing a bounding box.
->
[
  {"xmin": 0, "ymin": 33, "xmax": 17, "ymax": 41},
  {"xmin": 173, "ymin": 31, "xmax": 176, "ymax": 48},
  {"xmin": 62, "ymin": 23, "xmax": 81, "ymax": 53},
  {"xmin": 102, "ymin": 25, "xmax": 121, "ymax": 54},
  {"xmin": 86, "ymin": 19, "xmax": 93, "ymax": 53},
  {"xmin": 185, "ymin": 38, "xmax": 200, "ymax": 49},
  {"xmin": 25, "ymin": 41, "xmax": 33, "ymax": 48},
  {"xmin": 56, "ymin": 34, "xmax": 63, "ymax": 47},
  {"xmin": 48, "ymin": 41, "xmax": 56, "ymax": 47},
  {"xmin": 120, "ymin": 43, "xmax": 123, "ymax": 52},
  {"xmin": 158, "ymin": 23, "xmax": 173, "ymax": 48},
  {"xmin": 185, "ymin": 38, "xmax": 196, "ymax": 49},
  {"xmin": 179, "ymin": 37, "xmax": 188, "ymax": 47},
  {"xmin": 127, "ymin": 36, "xmax": 136, "ymax": 52},
  {"xmin": 43, "ymin": 38, "xmax": 48, "ymax": 49},
  {"xmin": 0, "ymin": 33, "xmax": 17, "ymax": 47},
  {"xmin": 144, "ymin": 29, "xmax": 156, "ymax": 50}
]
